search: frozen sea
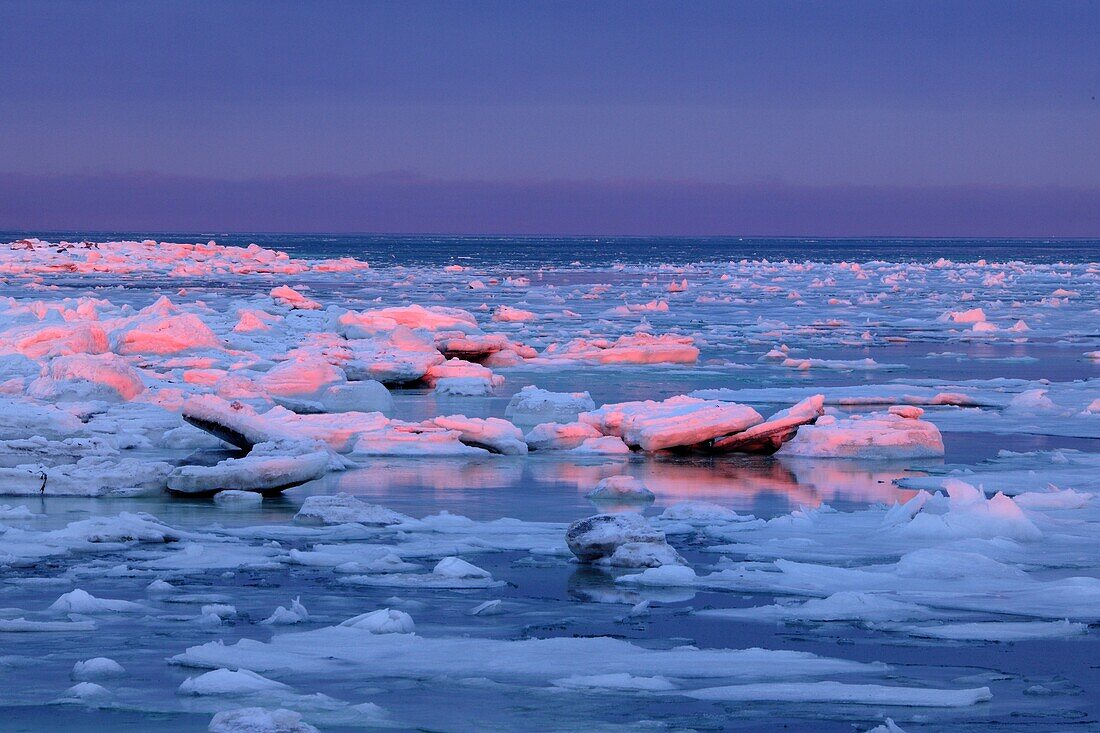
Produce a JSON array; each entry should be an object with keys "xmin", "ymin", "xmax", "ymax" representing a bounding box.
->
[{"xmin": 0, "ymin": 234, "xmax": 1098, "ymax": 732}]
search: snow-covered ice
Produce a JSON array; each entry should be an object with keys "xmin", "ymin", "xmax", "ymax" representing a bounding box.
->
[
  {"xmin": 0, "ymin": 237, "xmax": 1097, "ymax": 732},
  {"xmin": 776, "ymin": 409, "xmax": 945, "ymax": 460}
]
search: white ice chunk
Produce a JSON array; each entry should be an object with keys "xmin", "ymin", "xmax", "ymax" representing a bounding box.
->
[
  {"xmin": 179, "ymin": 668, "xmax": 289, "ymax": 696},
  {"xmin": 214, "ymin": 490, "xmax": 265, "ymax": 507},
  {"xmin": 293, "ymin": 494, "xmax": 410, "ymax": 526},
  {"xmin": 168, "ymin": 444, "xmax": 330, "ymax": 495},
  {"xmin": 49, "ymin": 589, "xmax": 146, "ymax": 614},
  {"xmin": 59, "ymin": 682, "xmax": 112, "ymax": 703},
  {"xmin": 71, "ymin": 657, "xmax": 126, "ymax": 680},
  {"xmin": 586, "ymin": 475, "xmax": 654, "ymax": 502},
  {"xmin": 338, "ymin": 608, "xmax": 415, "ymax": 634},
  {"xmin": 175, "ymin": 631, "xmax": 878, "ymax": 683},
  {"xmin": 903, "ymin": 619, "xmax": 1087, "ymax": 641},
  {"xmin": 506, "ymin": 386, "xmax": 596, "ymax": 427},
  {"xmin": 262, "ymin": 598, "xmax": 309, "ymax": 625},
  {"xmin": 433, "ymin": 556, "xmax": 492, "ymax": 579},
  {"xmin": 553, "ymin": 673, "xmax": 676, "ymax": 691},
  {"xmin": 685, "ymin": 681, "xmax": 992, "ymax": 707},
  {"xmin": 616, "ymin": 564, "xmax": 697, "ymax": 586},
  {"xmin": 208, "ymin": 707, "xmax": 319, "ymax": 733}
]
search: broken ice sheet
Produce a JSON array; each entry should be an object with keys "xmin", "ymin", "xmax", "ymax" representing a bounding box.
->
[{"xmin": 0, "ymin": 237, "xmax": 1096, "ymax": 732}]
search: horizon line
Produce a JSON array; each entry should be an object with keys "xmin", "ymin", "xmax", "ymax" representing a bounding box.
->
[{"xmin": 3, "ymin": 229, "xmax": 1100, "ymax": 243}]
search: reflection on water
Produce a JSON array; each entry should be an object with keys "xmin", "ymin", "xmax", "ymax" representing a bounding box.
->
[
  {"xmin": 566, "ymin": 565, "xmax": 696, "ymax": 605},
  {"xmin": 313, "ymin": 453, "xmax": 936, "ymax": 522},
  {"xmin": 4, "ymin": 453, "xmax": 935, "ymax": 532}
]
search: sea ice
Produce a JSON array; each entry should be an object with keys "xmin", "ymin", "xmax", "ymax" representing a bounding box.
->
[
  {"xmin": 1, "ymin": 238, "xmax": 1097, "ymax": 731},
  {"xmin": 580, "ymin": 395, "xmax": 763, "ymax": 451},
  {"xmin": 505, "ymin": 385, "xmax": 596, "ymax": 427},
  {"xmin": 167, "ymin": 444, "xmax": 330, "ymax": 495},
  {"xmin": 48, "ymin": 589, "xmax": 147, "ymax": 614},
  {"xmin": 71, "ymin": 658, "xmax": 126, "ymax": 680},
  {"xmin": 293, "ymin": 494, "xmax": 410, "ymax": 526},
  {"xmin": 777, "ymin": 410, "xmax": 944, "ymax": 459},
  {"xmin": 585, "ymin": 475, "xmax": 655, "ymax": 502},
  {"xmin": 684, "ymin": 681, "xmax": 992, "ymax": 707},
  {"xmin": 213, "ymin": 490, "xmax": 265, "ymax": 507},
  {"xmin": 338, "ymin": 609, "xmax": 416, "ymax": 634},
  {"xmin": 566, "ymin": 513, "xmax": 667, "ymax": 562},
  {"xmin": 178, "ymin": 668, "xmax": 290, "ymax": 696},
  {"xmin": 207, "ymin": 707, "xmax": 319, "ymax": 733}
]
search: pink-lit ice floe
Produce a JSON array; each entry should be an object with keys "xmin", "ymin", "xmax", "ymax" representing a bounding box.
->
[
  {"xmin": 521, "ymin": 394, "xmax": 825, "ymax": 454},
  {"xmin": 777, "ymin": 407, "xmax": 945, "ymax": 460},
  {"xmin": 539, "ymin": 333, "xmax": 699, "ymax": 366}
]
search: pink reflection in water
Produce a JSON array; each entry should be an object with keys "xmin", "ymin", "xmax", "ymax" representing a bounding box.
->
[{"xmin": 324, "ymin": 454, "xmax": 934, "ymax": 515}]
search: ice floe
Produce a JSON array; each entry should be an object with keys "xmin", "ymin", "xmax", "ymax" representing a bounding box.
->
[
  {"xmin": 208, "ymin": 707, "xmax": 319, "ymax": 733},
  {"xmin": 776, "ymin": 409, "xmax": 945, "ymax": 460}
]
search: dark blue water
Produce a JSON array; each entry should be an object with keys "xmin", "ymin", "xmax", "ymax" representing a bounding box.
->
[{"xmin": 5, "ymin": 232, "xmax": 1099, "ymax": 265}]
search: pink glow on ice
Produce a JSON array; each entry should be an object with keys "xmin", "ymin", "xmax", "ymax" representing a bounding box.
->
[
  {"xmin": 114, "ymin": 314, "xmax": 221, "ymax": 355},
  {"xmin": 2, "ymin": 322, "xmax": 109, "ymax": 359},
  {"xmin": 542, "ymin": 333, "xmax": 699, "ymax": 365},
  {"xmin": 259, "ymin": 358, "xmax": 345, "ymax": 399},
  {"xmin": 33, "ymin": 353, "xmax": 146, "ymax": 401},
  {"xmin": 234, "ymin": 309, "xmax": 283, "ymax": 333},
  {"xmin": 270, "ymin": 285, "xmax": 321, "ymax": 310}
]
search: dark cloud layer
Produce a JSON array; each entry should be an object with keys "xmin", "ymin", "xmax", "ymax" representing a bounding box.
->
[{"xmin": 3, "ymin": 173, "xmax": 1096, "ymax": 238}]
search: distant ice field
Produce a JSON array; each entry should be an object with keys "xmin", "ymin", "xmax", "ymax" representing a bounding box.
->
[{"xmin": 6, "ymin": 231, "xmax": 1100, "ymax": 265}]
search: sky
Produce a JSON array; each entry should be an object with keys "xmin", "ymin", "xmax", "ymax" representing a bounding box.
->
[{"xmin": 1, "ymin": 0, "xmax": 1098, "ymax": 236}]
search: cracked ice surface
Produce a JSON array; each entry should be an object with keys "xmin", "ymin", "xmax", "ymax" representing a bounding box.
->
[{"xmin": 0, "ymin": 237, "xmax": 1097, "ymax": 732}]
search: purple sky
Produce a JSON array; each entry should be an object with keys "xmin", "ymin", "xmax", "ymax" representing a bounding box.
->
[{"xmin": 1, "ymin": 1, "xmax": 1098, "ymax": 236}]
